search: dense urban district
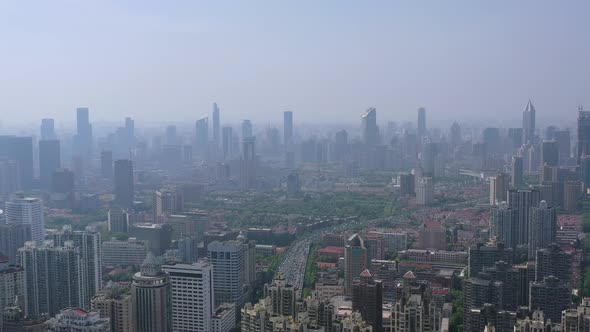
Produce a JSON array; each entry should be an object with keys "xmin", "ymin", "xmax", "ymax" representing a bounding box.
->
[{"xmin": 1, "ymin": 102, "xmax": 590, "ymax": 332}]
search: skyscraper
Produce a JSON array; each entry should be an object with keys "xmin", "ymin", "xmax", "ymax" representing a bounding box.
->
[
  {"xmin": 511, "ymin": 155, "xmax": 524, "ymax": 187},
  {"xmin": 528, "ymin": 200, "xmax": 556, "ymax": 257},
  {"xmin": 489, "ymin": 173, "xmax": 508, "ymax": 206},
  {"xmin": 0, "ymin": 222, "xmax": 31, "ymax": 265},
  {"xmin": 240, "ymin": 137, "xmax": 257, "ymax": 189},
  {"xmin": 0, "ymin": 136, "xmax": 34, "ymax": 189},
  {"xmin": 40, "ymin": 118, "xmax": 56, "ymax": 140},
  {"xmin": 344, "ymin": 234, "xmax": 368, "ymax": 295},
  {"xmin": 131, "ymin": 254, "xmax": 172, "ymax": 332},
  {"xmin": 417, "ymin": 107, "xmax": 426, "ymax": 143},
  {"xmin": 530, "ymin": 276, "xmax": 570, "ymax": 323},
  {"xmin": 522, "ymin": 100, "xmax": 536, "ymax": 144},
  {"xmin": 114, "ymin": 159, "xmax": 134, "ymax": 208},
  {"xmin": 163, "ymin": 261, "xmax": 214, "ymax": 331},
  {"xmin": 39, "ymin": 139, "xmax": 61, "ymax": 189},
  {"xmin": 242, "ymin": 119, "xmax": 253, "ymax": 139},
  {"xmin": 541, "ymin": 140, "xmax": 559, "ymax": 167},
  {"xmin": 361, "ymin": 108, "xmax": 379, "ymax": 146},
  {"xmin": 75, "ymin": 107, "xmax": 93, "ymax": 158},
  {"xmin": 578, "ymin": 105, "xmax": 590, "ymax": 163},
  {"xmin": 195, "ymin": 117, "xmax": 209, "ymax": 160},
  {"xmin": 283, "ymin": 111, "xmax": 293, "ymax": 149},
  {"xmin": 100, "ymin": 151, "xmax": 113, "ymax": 179},
  {"xmin": 52, "ymin": 168, "xmax": 75, "ymax": 194},
  {"xmin": 212, "ymin": 103, "xmax": 220, "ymax": 152},
  {"xmin": 352, "ymin": 270, "xmax": 383, "ymax": 331},
  {"xmin": 5, "ymin": 195, "xmax": 45, "ymax": 244},
  {"xmin": 222, "ymin": 126, "xmax": 233, "ymax": 159},
  {"xmin": 52, "ymin": 225, "xmax": 102, "ymax": 308},
  {"xmin": 450, "ymin": 121, "xmax": 462, "ymax": 148},
  {"xmin": 0, "ymin": 160, "xmax": 20, "ymax": 195},
  {"xmin": 554, "ymin": 129, "xmax": 570, "ymax": 165},
  {"xmin": 19, "ymin": 241, "xmax": 83, "ymax": 317},
  {"xmin": 508, "ymin": 189, "xmax": 540, "ymax": 246},
  {"xmin": 490, "ymin": 202, "xmax": 518, "ymax": 249},
  {"xmin": 207, "ymin": 240, "xmax": 248, "ymax": 308}
]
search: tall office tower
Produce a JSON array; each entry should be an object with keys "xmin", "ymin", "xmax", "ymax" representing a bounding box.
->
[
  {"xmin": 52, "ymin": 226, "xmax": 102, "ymax": 308},
  {"xmin": 283, "ymin": 111, "xmax": 293, "ymax": 148},
  {"xmin": 398, "ymin": 173, "xmax": 415, "ymax": 197},
  {"xmin": 0, "ymin": 256, "xmax": 24, "ymax": 310},
  {"xmin": 114, "ymin": 159, "xmax": 134, "ymax": 208},
  {"xmin": 489, "ymin": 173, "xmax": 509, "ymax": 205},
  {"xmin": 242, "ymin": 119, "xmax": 253, "ymax": 139},
  {"xmin": 420, "ymin": 142, "xmax": 437, "ymax": 177},
  {"xmin": 100, "ymin": 151, "xmax": 113, "ymax": 179},
  {"xmin": 240, "ymin": 137, "xmax": 257, "ymax": 189},
  {"xmin": 52, "ymin": 168, "xmax": 75, "ymax": 193},
  {"xmin": 535, "ymin": 243, "xmax": 573, "ymax": 285},
  {"xmin": 522, "ymin": 100, "xmax": 536, "ymax": 144},
  {"xmin": 527, "ymin": 200, "xmax": 556, "ymax": 257},
  {"xmin": 207, "ymin": 240, "xmax": 247, "ymax": 308},
  {"xmin": 490, "ymin": 202, "xmax": 518, "ymax": 249},
  {"xmin": 19, "ymin": 241, "xmax": 83, "ymax": 317},
  {"xmin": 195, "ymin": 117, "xmax": 209, "ymax": 159},
  {"xmin": 221, "ymin": 126, "xmax": 233, "ymax": 159},
  {"xmin": 578, "ymin": 105, "xmax": 590, "ymax": 163},
  {"xmin": 415, "ymin": 176, "xmax": 434, "ymax": 206},
  {"xmin": 152, "ymin": 188, "xmax": 184, "ymax": 222},
  {"xmin": 468, "ymin": 243, "xmax": 513, "ymax": 277},
  {"xmin": 352, "ymin": 270, "xmax": 383, "ymax": 331},
  {"xmin": 0, "ymin": 160, "xmax": 20, "ymax": 195},
  {"xmin": 417, "ymin": 107, "xmax": 426, "ymax": 142},
  {"xmin": 39, "ymin": 139, "xmax": 61, "ymax": 189},
  {"xmin": 511, "ymin": 155, "xmax": 524, "ymax": 187},
  {"xmin": 0, "ymin": 223, "xmax": 31, "ymax": 264},
  {"xmin": 564, "ymin": 181, "xmax": 582, "ymax": 212},
  {"xmin": 107, "ymin": 209, "xmax": 129, "ymax": 234},
  {"xmin": 482, "ymin": 261, "xmax": 521, "ymax": 311},
  {"xmin": 450, "ymin": 121, "xmax": 462, "ymax": 148},
  {"xmin": 344, "ymin": 234, "xmax": 368, "ymax": 295},
  {"xmin": 333, "ymin": 129, "xmax": 349, "ymax": 162},
  {"xmin": 164, "ymin": 125, "xmax": 177, "ymax": 145},
  {"xmin": 5, "ymin": 195, "xmax": 45, "ymax": 244},
  {"xmin": 541, "ymin": 140, "xmax": 559, "ymax": 167},
  {"xmin": 508, "ymin": 128, "xmax": 524, "ymax": 150},
  {"xmin": 361, "ymin": 107, "xmax": 379, "ymax": 146},
  {"xmin": 554, "ymin": 129, "xmax": 571, "ymax": 164},
  {"xmin": 0, "ymin": 136, "xmax": 34, "ymax": 189},
  {"xmin": 530, "ymin": 276, "xmax": 570, "ymax": 323},
  {"xmin": 124, "ymin": 117, "xmax": 134, "ymax": 143},
  {"xmin": 75, "ymin": 107, "xmax": 93, "ymax": 157},
  {"xmin": 582, "ymin": 155, "xmax": 590, "ymax": 191},
  {"xmin": 131, "ymin": 254, "xmax": 172, "ymax": 332},
  {"xmin": 508, "ymin": 189, "xmax": 541, "ymax": 245},
  {"xmin": 40, "ymin": 118, "xmax": 56, "ymax": 140},
  {"xmin": 212, "ymin": 103, "xmax": 220, "ymax": 150},
  {"xmin": 162, "ymin": 261, "xmax": 214, "ymax": 332},
  {"xmin": 46, "ymin": 308, "xmax": 110, "ymax": 332},
  {"xmin": 264, "ymin": 274, "xmax": 297, "ymax": 316},
  {"xmin": 483, "ymin": 127, "xmax": 501, "ymax": 153}
]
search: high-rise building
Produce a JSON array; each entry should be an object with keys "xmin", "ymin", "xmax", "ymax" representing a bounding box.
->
[
  {"xmin": 417, "ymin": 107, "xmax": 427, "ymax": 143},
  {"xmin": 508, "ymin": 189, "xmax": 541, "ymax": 245},
  {"xmin": 554, "ymin": 129, "xmax": 571, "ymax": 165},
  {"xmin": 40, "ymin": 118, "xmax": 56, "ymax": 140},
  {"xmin": 101, "ymin": 238, "xmax": 147, "ymax": 267},
  {"xmin": 131, "ymin": 254, "xmax": 172, "ymax": 332},
  {"xmin": 0, "ymin": 136, "xmax": 34, "ymax": 189},
  {"xmin": 578, "ymin": 105, "xmax": 590, "ymax": 163},
  {"xmin": 242, "ymin": 119, "xmax": 253, "ymax": 140},
  {"xmin": 52, "ymin": 226, "xmax": 102, "ymax": 308},
  {"xmin": 450, "ymin": 121, "xmax": 462, "ymax": 148},
  {"xmin": 535, "ymin": 243, "xmax": 573, "ymax": 286},
  {"xmin": 420, "ymin": 142, "xmax": 437, "ymax": 177},
  {"xmin": 522, "ymin": 100, "xmax": 536, "ymax": 144},
  {"xmin": 561, "ymin": 297, "xmax": 590, "ymax": 332},
  {"xmin": 508, "ymin": 128, "xmax": 524, "ymax": 151},
  {"xmin": 0, "ymin": 160, "xmax": 20, "ymax": 195},
  {"xmin": 19, "ymin": 241, "xmax": 83, "ymax": 317},
  {"xmin": 416, "ymin": 176, "xmax": 434, "ymax": 206},
  {"xmin": 541, "ymin": 140, "xmax": 559, "ymax": 167},
  {"xmin": 195, "ymin": 117, "xmax": 209, "ymax": 160},
  {"xmin": 222, "ymin": 126, "xmax": 233, "ymax": 159},
  {"xmin": 483, "ymin": 127, "xmax": 501, "ymax": 154},
  {"xmin": 344, "ymin": 234, "xmax": 368, "ymax": 295},
  {"xmin": 564, "ymin": 181, "xmax": 582, "ymax": 212},
  {"xmin": 0, "ymin": 222, "xmax": 31, "ymax": 265},
  {"xmin": 0, "ymin": 257, "xmax": 24, "ymax": 310},
  {"xmin": 152, "ymin": 188, "xmax": 184, "ymax": 222},
  {"xmin": 46, "ymin": 308, "xmax": 109, "ymax": 332},
  {"xmin": 207, "ymin": 240, "xmax": 248, "ymax": 308},
  {"xmin": 468, "ymin": 243, "xmax": 513, "ymax": 277},
  {"xmin": 490, "ymin": 202, "xmax": 518, "ymax": 249},
  {"xmin": 489, "ymin": 173, "xmax": 509, "ymax": 206},
  {"xmin": 5, "ymin": 195, "xmax": 45, "ymax": 244},
  {"xmin": 162, "ymin": 261, "xmax": 214, "ymax": 332},
  {"xmin": 107, "ymin": 209, "xmax": 129, "ymax": 233},
  {"xmin": 352, "ymin": 270, "xmax": 383, "ymax": 331},
  {"xmin": 240, "ymin": 137, "xmax": 257, "ymax": 189},
  {"xmin": 129, "ymin": 223, "xmax": 172, "ymax": 256},
  {"xmin": 530, "ymin": 276, "xmax": 570, "ymax": 323},
  {"xmin": 91, "ymin": 284, "xmax": 134, "ymax": 332},
  {"xmin": 511, "ymin": 155, "xmax": 524, "ymax": 187},
  {"xmin": 75, "ymin": 107, "xmax": 93, "ymax": 158},
  {"xmin": 52, "ymin": 168, "xmax": 74, "ymax": 194},
  {"xmin": 390, "ymin": 280, "xmax": 440, "ymax": 332},
  {"xmin": 264, "ymin": 274, "xmax": 297, "ymax": 317},
  {"xmin": 114, "ymin": 159, "xmax": 134, "ymax": 208},
  {"xmin": 283, "ymin": 111, "xmax": 293, "ymax": 149},
  {"xmin": 100, "ymin": 151, "xmax": 113, "ymax": 179},
  {"xmin": 39, "ymin": 140, "xmax": 61, "ymax": 189},
  {"xmin": 212, "ymin": 103, "xmax": 220, "ymax": 152},
  {"xmin": 528, "ymin": 200, "xmax": 556, "ymax": 257},
  {"xmin": 361, "ymin": 108, "xmax": 379, "ymax": 146}
]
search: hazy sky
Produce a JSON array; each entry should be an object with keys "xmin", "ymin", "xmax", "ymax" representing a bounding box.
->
[{"xmin": 1, "ymin": 1, "xmax": 589, "ymax": 128}]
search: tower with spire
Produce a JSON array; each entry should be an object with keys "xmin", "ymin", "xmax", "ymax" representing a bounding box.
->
[{"xmin": 522, "ymin": 100, "xmax": 536, "ymax": 145}]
